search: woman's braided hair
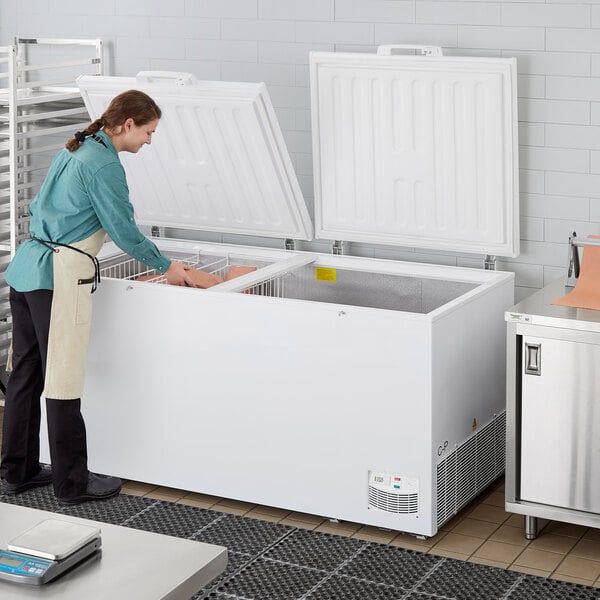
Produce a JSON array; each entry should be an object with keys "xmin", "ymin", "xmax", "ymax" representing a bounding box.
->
[{"xmin": 66, "ymin": 89, "xmax": 162, "ymax": 152}]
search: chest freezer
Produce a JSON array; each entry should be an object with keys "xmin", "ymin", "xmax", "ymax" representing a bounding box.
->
[{"xmin": 39, "ymin": 48, "xmax": 519, "ymax": 537}]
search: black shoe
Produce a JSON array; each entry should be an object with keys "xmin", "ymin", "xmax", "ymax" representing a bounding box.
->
[
  {"xmin": 1, "ymin": 464, "xmax": 53, "ymax": 495},
  {"xmin": 57, "ymin": 473, "xmax": 122, "ymax": 505}
]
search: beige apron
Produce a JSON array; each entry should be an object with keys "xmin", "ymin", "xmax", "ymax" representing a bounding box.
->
[{"xmin": 44, "ymin": 228, "xmax": 106, "ymax": 399}]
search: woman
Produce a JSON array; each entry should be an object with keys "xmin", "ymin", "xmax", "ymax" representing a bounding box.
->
[{"xmin": 0, "ymin": 90, "xmax": 220, "ymax": 504}]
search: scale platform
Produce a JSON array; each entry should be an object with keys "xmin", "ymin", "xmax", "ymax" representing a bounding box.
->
[{"xmin": 0, "ymin": 519, "xmax": 101, "ymax": 586}]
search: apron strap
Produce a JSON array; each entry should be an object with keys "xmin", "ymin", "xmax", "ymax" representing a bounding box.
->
[{"xmin": 30, "ymin": 235, "xmax": 101, "ymax": 293}]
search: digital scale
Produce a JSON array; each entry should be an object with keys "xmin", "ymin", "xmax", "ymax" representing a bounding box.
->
[{"xmin": 0, "ymin": 519, "xmax": 101, "ymax": 586}]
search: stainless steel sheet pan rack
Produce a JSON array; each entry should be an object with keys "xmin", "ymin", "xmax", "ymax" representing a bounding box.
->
[{"xmin": 0, "ymin": 38, "xmax": 103, "ymax": 376}]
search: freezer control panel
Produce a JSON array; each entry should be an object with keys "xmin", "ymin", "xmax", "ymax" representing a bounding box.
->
[{"xmin": 368, "ymin": 471, "xmax": 418, "ymax": 494}]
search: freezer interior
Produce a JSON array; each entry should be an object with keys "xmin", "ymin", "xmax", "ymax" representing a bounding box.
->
[
  {"xmin": 276, "ymin": 266, "xmax": 476, "ymax": 313},
  {"xmin": 100, "ymin": 247, "xmax": 478, "ymax": 314}
]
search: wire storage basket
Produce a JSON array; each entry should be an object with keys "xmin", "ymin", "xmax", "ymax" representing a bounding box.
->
[{"xmin": 99, "ymin": 250, "xmax": 287, "ymax": 298}]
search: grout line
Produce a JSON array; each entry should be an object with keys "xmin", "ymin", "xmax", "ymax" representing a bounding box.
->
[
  {"xmin": 403, "ymin": 555, "xmax": 450, "ymax": 596},
  {"xmin": 296, "ymin": 541, "xmax": 371, "ymax": 599},
  {"xmin": 259, "ymin": 554, "xmax": 330, "ymax": 575},
  {"xmin": 507, "ymin": 554, "xmax": 529, "ymax": 574},
  {"xmin": 500, "ymin": 572, "xmax": 527, "ymax": 600},
  {"xmin": 190, "ymin": 511, "xmax": 230, "ymax": 538},
  {"xmin": 199, "ymin": 521, "xmax": 300, "ymax": 597},
  {"xmin": 119, "ymin": 498, "xmax": 162, "ymax": 526}
]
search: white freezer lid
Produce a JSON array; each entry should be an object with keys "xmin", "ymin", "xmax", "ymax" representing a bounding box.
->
[
  {"xmin": 77, "ymin": 72, "xmax": 313, "ymax": 241},
  {"xmin": 310, "ymin": 48, "xmax": 520, "ymax": 257}
]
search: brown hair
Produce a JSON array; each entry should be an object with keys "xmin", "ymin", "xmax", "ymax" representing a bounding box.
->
[{"xmin": 66, "ymin": 89, "xmax": 162, "ymax": 152}]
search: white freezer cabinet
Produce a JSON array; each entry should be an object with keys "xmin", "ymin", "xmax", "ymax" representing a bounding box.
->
[
  {"xmin": 40, "ymin": 46, "xmax": 518, "ymax": 538},
  {"xmin": 44, "ymin": 238, "xmax": 514, "ymax": 538}
]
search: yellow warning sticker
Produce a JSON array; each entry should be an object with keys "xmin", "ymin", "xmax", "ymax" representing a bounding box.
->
[{"xmin": 315, "ymin": 267, "xmax": 336, "ymax": 282}]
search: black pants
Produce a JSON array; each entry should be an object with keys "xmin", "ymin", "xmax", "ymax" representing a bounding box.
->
[{"xmin": 0, "ymin": 288, "xmax": 88, "ymax": 498}]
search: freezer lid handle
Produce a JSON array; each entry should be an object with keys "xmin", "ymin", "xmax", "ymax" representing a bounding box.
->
[
  {"xmin": 135, "ymin": 71, "xmax": 197, "ymax": 86},
  {"xmin": 376, "ymin": 44, "xmax": 443, "ymax": 57}
]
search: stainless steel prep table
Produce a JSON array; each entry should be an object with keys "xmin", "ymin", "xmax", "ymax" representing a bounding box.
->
[
  {"xmin": 505, "ymin": 277, "xmax": 600, "ymax": 539},
  {"xmin": 0, "ymin": 503, "xmax": 227, "ymax": 599}
]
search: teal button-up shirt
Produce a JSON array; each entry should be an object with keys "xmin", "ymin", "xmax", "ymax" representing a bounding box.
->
[{"xmin": 6, "ymin": 130, "xmax": 171, "ymax": 292}]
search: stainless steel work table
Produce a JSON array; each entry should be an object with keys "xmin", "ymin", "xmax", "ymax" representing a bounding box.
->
[
  {"xmin": 505, "ymin": 277, "xmax": 600, "ymax": 539},
  {"xmin": 0, "ymin": 503, "xmax": 227, "ymax": 599},
  {"xmin": 506, "ymin": 276, "xmax": 600, "ymax": 331}
]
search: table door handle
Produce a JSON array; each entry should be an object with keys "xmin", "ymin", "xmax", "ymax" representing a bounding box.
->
[{"xmin": 524, "ymin": 342, "xmax": 541, "ymax": 376}]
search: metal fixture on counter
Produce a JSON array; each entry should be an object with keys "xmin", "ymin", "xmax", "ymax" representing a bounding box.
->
[{"xmin": 565, "ymin": 230, "xmax": 600, "ymax": 287}]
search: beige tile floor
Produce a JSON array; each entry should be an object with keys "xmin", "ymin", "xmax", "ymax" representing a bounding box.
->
[{"xmin": 1, "ymin": 405, "xmax": 600, "ymax": 589}]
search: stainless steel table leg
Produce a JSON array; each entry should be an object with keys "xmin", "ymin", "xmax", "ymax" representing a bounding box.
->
[{"xmin": 524, "ymin": 515, "xmax": 538, "ymax": 540}]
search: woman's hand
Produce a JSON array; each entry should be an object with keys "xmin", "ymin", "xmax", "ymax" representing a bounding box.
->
[
  {"xmin": 165, "ymin": 261, "xmax": 223, "ymax": 288},
  {"xmin": 165, "ymin": 261, "xmax": 190, "ymax": 286}
]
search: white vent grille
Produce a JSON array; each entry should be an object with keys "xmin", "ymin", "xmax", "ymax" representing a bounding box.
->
[
  {"xmin": 368, "ymin": 474, "xmax": 419, "ymax": 515},
  {"xmin": 368, "ymin": 487, "xmax": 418, "ymax": 514},
  {"xmin": 437, "ymin": 411, "xmax": 505, "ymax": 527}
]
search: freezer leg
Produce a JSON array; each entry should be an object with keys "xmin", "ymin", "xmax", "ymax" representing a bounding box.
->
[{"xmin": 524, "ymin": 515, "xmax": 538, "ymax": 540}]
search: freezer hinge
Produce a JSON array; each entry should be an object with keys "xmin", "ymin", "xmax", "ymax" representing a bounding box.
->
[
  {"xmin": 150, "ymin": 226, "xmax": 164, "ymax": 238},
  {"xmin": 332, "ymin": 240, "xmax": 344, "ymax": 255},
  {"xmin": 483, "ymin": 255, "xmax": 497, "ymax": 270},
  {"xmin": 284, "ymin": 238, "xmax": 295, "ymax": 251}
]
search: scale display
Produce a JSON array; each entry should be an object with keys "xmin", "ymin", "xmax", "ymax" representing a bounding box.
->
[
  {"xmin": 0, "ymin": 541, "xmax": 100, "ymax": 585},
  {"xmin": 1, "ymin": 554, "xmax": 26, "ymax": 568}
]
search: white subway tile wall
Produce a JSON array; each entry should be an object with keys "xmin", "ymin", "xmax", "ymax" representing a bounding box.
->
[
  {"xmin": 517, "ymin": 74, "xmax": 545, "ymax": 98},
  {"xmin": 2, "ymin": 0, "xmax": 600, "ymax": 300}
]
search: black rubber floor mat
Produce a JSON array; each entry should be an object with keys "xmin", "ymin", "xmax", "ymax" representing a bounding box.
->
[
  {"xmin": 305, "ymin": 574, "xmax": 406, "ymax": 599},
  {"xmin": 60, "ymin": 493, "xmax": 157, "ymax": 525},
  {"xmin": 192, "ymin": 551, "xmax": 254, "ymax": 599},
  {"xmin": 193, "ymin": 512, "xmax": 294, "ymax": 556},
  {"xmin": 0, "ymin": 484, "xmax": 62, "ymax": 512},
  {"xmin": 213, "ymin": 557, "xmax": 325, "ymax": 599},
  {"xmin": 338, "ymin": 543, "xmax": 442, "ymax": 589},
  {"xmin": 125, "ymin": 499, "xmax": 219, "ymax": 538},
  {"xmin": 264, "ymin": 528, "xmax": 367, "ymax": 571},
  {"xmin": 3, "ymin": 492, "xmax": 600, "ymax": 600},
  {"xmin": 508, "ymin": 575, "xmax": 600, "ymax": 600},
  {"xmin": 416, "ymin": 558, "xmax": 521, "ymax": 599}
]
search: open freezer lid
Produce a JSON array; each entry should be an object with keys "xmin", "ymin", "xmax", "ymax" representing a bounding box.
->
[
  {"xmin": 310, "ymin": 48, "xmax": 519, "ymax": 257},
  {"xmin": 77, "ymin": 72, "xmax": 313, "ymax": 241}
]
